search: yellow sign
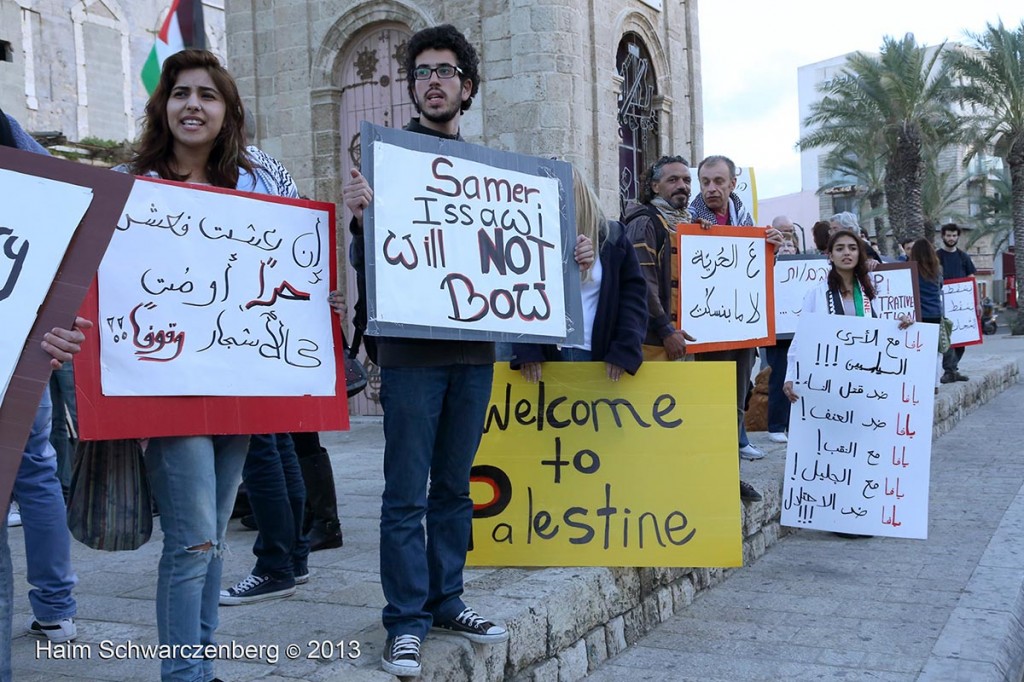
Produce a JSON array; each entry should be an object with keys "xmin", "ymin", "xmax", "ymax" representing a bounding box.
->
[{"xmin": 467, "ymin": 363, "xmax": 742, "ymax": 567}]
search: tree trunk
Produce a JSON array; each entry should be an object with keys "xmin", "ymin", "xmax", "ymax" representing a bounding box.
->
[
  {"xmin": 1009, "ymin": 142, "xmax": 1024, "ymax": 310},
  {"xmin": 868, "ymin": 191, "xmax": 889, "ymax": 253},
  {"xmin": 894, "ymin": 126, "xmax": 926, "ymax": 241},
  {"xmin": 884, "ymin": 173, "xmax": 907, "ymax": 243}
]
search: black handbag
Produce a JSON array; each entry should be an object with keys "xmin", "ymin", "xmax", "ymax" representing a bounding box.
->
[
  {"xmin": 66, "ymin": 439, "xmax": 152, "ymax": 551},
  {"xmin": 344, "ymin": 331, "xmax": 368, "ymax": 398}
]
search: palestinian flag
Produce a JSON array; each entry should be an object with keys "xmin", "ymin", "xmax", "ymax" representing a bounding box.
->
[{"xmin": 141, "ymin": 0, "xmax": 206, "ymax": 95}]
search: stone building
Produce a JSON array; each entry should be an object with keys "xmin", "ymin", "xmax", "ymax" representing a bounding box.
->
[
  {"xmin": 0, "ymin": 1, "xmax": 227, "ymax": 143},
  {"xmin": 226, "ymin": 0, "xmax": 703, "ymax": 413}
]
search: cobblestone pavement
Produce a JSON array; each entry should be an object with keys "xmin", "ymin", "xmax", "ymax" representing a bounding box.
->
[{"xmin": 9, "ymin": 333, "xmax": 1024, "ymax": 681}]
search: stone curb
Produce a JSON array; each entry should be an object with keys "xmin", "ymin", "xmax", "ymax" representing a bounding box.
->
[{"xmin": 325, "ymin": 358, "xmax": 1020, "ymax": 682}]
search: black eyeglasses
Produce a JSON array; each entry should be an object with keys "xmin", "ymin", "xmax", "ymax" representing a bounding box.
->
[{"xmin": 412, "ymin": 64, "xmax": 463, "ymax": 80}]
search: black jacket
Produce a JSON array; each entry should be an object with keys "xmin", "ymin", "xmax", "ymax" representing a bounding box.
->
[{"xmin": 510, "ymin": 220, "xmax": 647, "ymax": 375}]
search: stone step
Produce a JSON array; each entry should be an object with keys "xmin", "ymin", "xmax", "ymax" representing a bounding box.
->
[{"xmin": 319, "ymin": 356, "xmax": 1019, "ymax": 680}]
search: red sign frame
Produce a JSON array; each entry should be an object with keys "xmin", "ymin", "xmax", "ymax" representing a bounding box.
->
[
  {"xmin": 75, "ymin": 179, "xmax": 348, "ymax": 439},
  {"xmin": 676, "ymin": 224, "xmax": 776, "ymax": 353}
]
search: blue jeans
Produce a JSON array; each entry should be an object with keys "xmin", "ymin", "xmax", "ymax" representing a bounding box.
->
[
  {"xmin": 696, "ymin": 348, "xmax": 756, "ymax": 447},
  {"xmin": 379, "ymin": 364, "xmax": 494, "ymax": 640},
  {"xmin": 244, "ymin": 434, "xmax": 308, "ymax": 579},
  {"xmin": 558, "ymin": 347, "xmax": 592, "ymax": 362},
  {"xmin": 145, "ymin": 435, "xmax": 248, "ymax": 682},
  {"xmin": 765, "ymin": 341, "xmax": 792, "ymax": 434},
  {"xmin": 14, "ymin": 387, "xmax": 77, "ymax": 623},
  {"xmin": 48, "ymin": 361, "xmax": 77, "ymax": 491},
  {"xmin": 0, "ymin": 498, "xmax": 12, "ymax": 682}
]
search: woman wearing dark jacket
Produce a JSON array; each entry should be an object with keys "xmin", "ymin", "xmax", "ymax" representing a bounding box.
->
[
  {"xmin": 906, "ymin": 238, "xmax": 944, "ymax": 390},
  {"xmin": 512, "ymin": 166, "xmax": 647, "ymax": 381}
]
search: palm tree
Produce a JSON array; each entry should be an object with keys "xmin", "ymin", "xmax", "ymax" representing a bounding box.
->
[
  {"xmin": 967, "ymin": 164, "xmax": 1014, "ymax": 255},
  {"xmin": 950, "ymin": 20, "xmax": 1024, "ymax": 308},
  {"xmin": 920, "ymin": 143, "xmax": 974, "ymax": 229},
  {"xmin": 800, "ymin": 34, "xmax": 961, "ymax": 243},
  {"xmin": 819, "ymin": 141, "xmax": 889, "ymax": 248}
]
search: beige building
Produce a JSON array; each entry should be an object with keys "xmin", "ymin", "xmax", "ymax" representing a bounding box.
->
[{"xmin": 226, "ymin": 0, "xmax": 703, "ymax": 413}]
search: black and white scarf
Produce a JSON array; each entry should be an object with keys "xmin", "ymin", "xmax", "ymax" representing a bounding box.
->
[{"xmin": 689, "ymin": 191, "xmax": 753, "ymax": 226}]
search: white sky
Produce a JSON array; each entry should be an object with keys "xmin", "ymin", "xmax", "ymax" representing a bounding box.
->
[{"xmin": 698, "ymin": 0, "xmax": 1024, "ymax": 199}]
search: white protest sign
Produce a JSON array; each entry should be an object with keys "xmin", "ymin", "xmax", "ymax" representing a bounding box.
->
[
  {"xmin": 782, "ymin": 315, "xmax": 938, "ymax": 539},
  {"xmin": 773, "ymin": 255, "xmax": 829, "ymax": 338},
  {"xmin": 98, "ymin": 179, "xmax": 336, "ymax": 397},
  {"xmin": 363, "ymin": 122, "xmax": 582, "ymax": 344},
  {"xmin": 871, "ymin": 263, "xmax": 920, "ymax": 321},
  {"xmin": 678, "ymin": 226, "xmax": 774, "ymax": 352},
  {"xmin": 0, "ymin": 169, "xmax": 93, "ymax": 403},
  {"xmin": 942, "ymin": 277, "xmax": 981, "ymax": 347}
]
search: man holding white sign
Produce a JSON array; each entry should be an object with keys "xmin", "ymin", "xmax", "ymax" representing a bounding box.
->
[
  {"xmin": 343, "ymin": 25, "xmax": 594, "ymax": 677},
  {"xmin": 937, "ymin": 223, "xmax": 977, "ymax": 383},
  {"xmin": 689, "ymin": 155, "xmax": 784, "ymax": 499}
]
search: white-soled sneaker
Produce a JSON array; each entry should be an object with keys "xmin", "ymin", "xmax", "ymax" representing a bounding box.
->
[
  {"xmin": 432, "ymin": 606, "xmax": 509, "ymax": 644},
  {"xmin": 219, "ymin": 574, "xmax": 295, "ymax": 606},
  {"xmin": 381, "ymin": 634, "xmax": 421, "ymax": 676},
  {"xmin": 739, "ymin": 444, "xmax": 766, "ymax": 460},
  {"xmin": 7, "ymin": 503, "xmax": 21, "ymax": 528},
  {"xmin": 27, "ymin": 617, "xmax": 77, "ymax": 643},
  {"xmin": 767, "ymin": 432, "xmax": 788, "ymax": 444}
]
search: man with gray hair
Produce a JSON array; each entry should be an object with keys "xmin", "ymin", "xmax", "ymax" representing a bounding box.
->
[
  {"xmin": 689, "ymin": 155, "xmax": 785, "ymax": 502},
  {"xmin": 829, "ymin": 212, "xmax": 882, "ymax": 262}
]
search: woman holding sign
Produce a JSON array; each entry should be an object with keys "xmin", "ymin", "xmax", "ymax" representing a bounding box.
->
[
  {"xmin": 114, "ymin": 49, "xmax": 303, "ymax": 682},
  {"xmin": 510, "ymin": 167, "xmax": 647, "ymax": 381},
  {"xmin": 782, "ymin": 229, "xmax": 912, "ymax": 539},
  {"xmin": 906, "ymin": 238, "xmax": 945, "ymax": 392}
]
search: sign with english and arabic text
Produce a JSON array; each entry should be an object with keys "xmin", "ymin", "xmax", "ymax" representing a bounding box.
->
[{"xmin": 772, "ymin": 257, "xmax": 920, "ymax": 339}]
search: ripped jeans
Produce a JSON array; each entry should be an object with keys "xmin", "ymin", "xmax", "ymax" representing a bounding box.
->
[{"xmin": 145, "ymin": 435, "xmax": 248, "ymax": 682}]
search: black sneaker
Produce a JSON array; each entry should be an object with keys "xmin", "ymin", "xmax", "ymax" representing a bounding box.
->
[
  {"xmin": 432, "ymin": 607, "xmax": 509, "ymax": 644},
  {"xmin": 219, "ymin": 574, "xmax": 295, "ymax": 605},
  {"xmin": 381, "ymin": 634, "xmax": 421, "ymax": 676},
  {"xmin": 940, "ymin": 371, "xmax": 956, "ymax": 384},
  {"xmin": 954, "ymin": 371, "xmax": 969, "ymax": 382},
  {"xmin": 740, "ymin": 480, "xmax": 762, "ymax": 502}
]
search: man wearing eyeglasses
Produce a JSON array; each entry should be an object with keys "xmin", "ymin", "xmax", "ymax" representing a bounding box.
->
[{"xmin": 342, "ymin": 24, "xmax": 507, "ymax": 677}]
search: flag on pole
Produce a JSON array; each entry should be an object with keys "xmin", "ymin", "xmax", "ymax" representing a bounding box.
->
[{"xmin": 141, "ymin": 0, "xmax": 206, "ymax": 95}]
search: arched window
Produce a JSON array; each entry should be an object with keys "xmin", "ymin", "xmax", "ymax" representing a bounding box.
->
[{"xmin": 617, "ymin": 34, "xmax": 659, "ymax": 212}]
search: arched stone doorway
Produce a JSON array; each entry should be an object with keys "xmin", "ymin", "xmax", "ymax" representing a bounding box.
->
[{"xmin": 339, "ymin": 23, "xmax": 414, "ymax": 416}]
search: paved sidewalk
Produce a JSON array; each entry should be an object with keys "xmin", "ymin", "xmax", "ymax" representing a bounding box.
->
[
  {"xmin": 587, "ymin": 336, "xmax": 1024, "ymax": 682},
  {"xmin": 8, "ymin": 334, "xmax": 1024, "ymax": 681}
]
